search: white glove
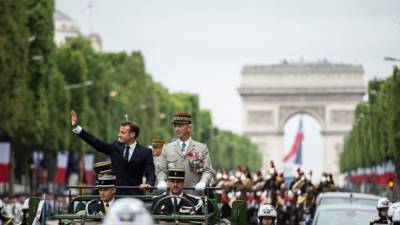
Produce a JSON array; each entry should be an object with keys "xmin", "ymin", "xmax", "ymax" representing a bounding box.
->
[
  {"xmin": 157, "ymin": 181, "xmax": 167, "ymax": 191},
  {"xmin": 194, "ymin": 181, "xmax": 206, "ymax": 192}
]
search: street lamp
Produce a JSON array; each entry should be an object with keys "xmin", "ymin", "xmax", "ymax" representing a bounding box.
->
[
  {"xmin": 64, "ymin": 80, "xmax": 93, "ymax": 90},
  {"xmin": 384, "ymin": 57, "xmax": 400, "ymax": 62}
]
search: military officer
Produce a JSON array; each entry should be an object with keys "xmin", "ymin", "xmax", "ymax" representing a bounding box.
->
[
  {"xmin": 152, "ymin": 168, "xmax": 203, "ymax": 215},
  {"xmin": 156, "ymin": 112, "xmax": 215, "ymax": 192},
  {"xmin": 151, "ymin": 139, "xmax": 165, "ymax": 176},
  {"xmin": 370, "ymin": 197, "xmax": 390, "ymax": 225},
  {"xmin": 86, "ymin": 175, "xmax": 116, "ymax": 215}
]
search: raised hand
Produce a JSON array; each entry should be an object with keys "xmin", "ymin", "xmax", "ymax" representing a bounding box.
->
[{"xmin": 70, "ymin": 109, "xmax": 79, "ymax": 128}]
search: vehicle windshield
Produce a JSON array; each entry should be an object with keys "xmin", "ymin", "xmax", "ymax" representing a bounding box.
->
[
  {"xmin": 314, "ymin": 208, "xmax": 376, "ymax": 225},
  {"xmin": 320, "ymin": 197, "xmax": 377, "ymax": 206}
]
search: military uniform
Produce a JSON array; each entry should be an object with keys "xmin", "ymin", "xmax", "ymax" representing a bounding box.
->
[
  {"xmin": 157, "ymin": 111, "xmax": 214, "ymax": 189},
  {"xmin": 151, "ymin": 139, "xmax": 165, "ymax": 177},
  {"xmin": 152, "ymin": 193, "xmax": 203, "ymax": 215},
  {"xmin": 158, "ymin": 139, "xmax": 214, "ymax": 188},
  {"xmin": 153, "ymin": 156, "xmax": 161, "ymax": 176},
  {"xmin": 85, "ymin": 175, "xmax": 116, "ymax": 215},
  {"xmin": 86, "ymin": 199, "xmax": 110, "ymax": 215}
]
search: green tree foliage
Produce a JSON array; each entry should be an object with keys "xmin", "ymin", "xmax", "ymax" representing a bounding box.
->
[
  {"xmin": 340, "ymin": 68, "xmax": 400, "ymax": 173},
  {"xmin": 53, "ymin": 38, "xmax": 261, "ymax": 170},
  {"xmin": 1, "ymin": 0, "xmax": 261, "ymax": 191}
]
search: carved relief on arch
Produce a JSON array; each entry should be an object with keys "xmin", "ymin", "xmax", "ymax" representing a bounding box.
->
[
  {"xmin": 246, "ymin": 110, "xmax": 274, "ymax": 126},
  {"xmin": 279, "ymin": 106, "xmax": 325, "ymax": 129}
]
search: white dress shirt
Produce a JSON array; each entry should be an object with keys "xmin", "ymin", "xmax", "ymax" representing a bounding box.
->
[
  {"xmin": 177, "ymin": 138, "xmax": 192, "ymax": 151},
  {"xmin": 124, "ymin": 141, "xmax": 137, "ymax": 161}
]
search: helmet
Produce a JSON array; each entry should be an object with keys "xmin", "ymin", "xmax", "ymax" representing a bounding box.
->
[
  {"xmin": 103, "ymin": 198, "xmax": 153, "ymax": 225},
  {"xmin": 393, "ymin": 208, "xmax": 400, "ymax": 222},
  {"xmin": 377, "ymin": 197, "xmax": 390, "ymax": 209},
  {"xmin": 388, "ymin": 202, "xmax": 400, "ymax": 222},
  {"xmin": 258, "ymin": 204, "xmax": 277, "ymax": 218}
]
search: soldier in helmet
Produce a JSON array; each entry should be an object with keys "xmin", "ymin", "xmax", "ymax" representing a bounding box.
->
[
  {"xmin": 370, "ymin": 197, "xmax": 390, "ymax": 225},
  {"xmin": 103, "ymin": 198, "xmax": 153, "ymax": 225},
  {"xmin": 388, "ymin": 202, "xmax": 400, "ymax": 224},
  {"xmin": 85, "ymin": 175, "xmax": 116, "ymax": 215},
  {"xmin": 258, "ymin": 204, "xmax": 277, "ymax": 225},
  {"xmin": 391, "ymin": 208, "xmax": 400, "ymax": 225}
]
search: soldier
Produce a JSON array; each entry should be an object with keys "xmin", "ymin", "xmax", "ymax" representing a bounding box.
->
[
  {"xmin": 156, "ymin": 112, "xmax": 215, "ymax": 192},
  {"xmin": 393, "ymin": 208, "xmax": 400, "ymax": 225},
  {"xmin": 370, "ymin": 197, "xmax": 390, "ymax": 225},
  {"xmin": 94, "ymin": 161, "xmax": 113, "ymax": 179},
  {"xmin": 389, "ymin": 202, "xmax": 400, "ymax": 224},
  {"xmin": 86, "ymin": 175, "xmax": 117, "ymax": 215},
  {"xmin": 151, "ymin": 139, "xmax": 165, "ymax": 177},
  {"xmin": 152, "ymin": 168, "xmax": 203, "ymax": 215},
  {"xmin": 257, "ymin": 204, "xmax": 277, "ymax": 225}
]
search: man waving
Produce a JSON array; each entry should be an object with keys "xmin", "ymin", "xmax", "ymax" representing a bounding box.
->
[{"xmin": 70, "ymin": 109, "xmax": 155, "ymax": 195}]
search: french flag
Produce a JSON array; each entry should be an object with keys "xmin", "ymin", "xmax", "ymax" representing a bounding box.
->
[
  {"xmin": 283, "ymin": 117, "xmax": 304, "ymax": 165},
  {"xmin": 84, "ymin": 154, "xmax": 94, "ymax": 185},
  {"xmin": 55, "ymin": 152, "xmax": 68, "ymax": 185},
  {"xmin": 0, "ymin": 143, "xmax": 10, "ymax": 183}
]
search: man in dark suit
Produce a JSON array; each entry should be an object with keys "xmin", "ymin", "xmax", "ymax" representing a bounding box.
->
[
  {"xmin": 86, "ymin": 175, "xmax": 116, "ymax": 215},
  {"xmin": 151, "ymin": 168, "xmax": 203, "ymax": 215},
  {"xmin": 70, "ymin": 109, "xmax": 155, "ymax": 195}
]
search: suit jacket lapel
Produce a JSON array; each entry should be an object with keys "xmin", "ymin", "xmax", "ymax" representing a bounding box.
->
[
  {"xmin": 129, "ymin": 143, "xmax": 140, "ymax": 162},
  {"xmin": 173, "ymin": 142, "xmax": 185, "ymax": 158},
  {"xmin": 186, "ymin": 141, "xmax": 195, "ymax": 156}
]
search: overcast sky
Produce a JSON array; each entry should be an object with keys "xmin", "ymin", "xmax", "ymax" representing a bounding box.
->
[{"xmin": 56, "ymin": 0, "xmax": 400, "ymax": 176}]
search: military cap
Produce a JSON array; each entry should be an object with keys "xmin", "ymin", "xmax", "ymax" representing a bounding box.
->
[
  {"xmin": 168, "ymin": 168, "xmax": 185, "ymax": 180},
  {"xmin": 94, "ymin": 161, "xmax": 112, "ymax": 174},
  {"xmin": 151, "ymin": 139, "xmax": 165, "ymax": 148},
  {"xmin": 96, "ymin": 175, "xmax": 116, "ymax": 188},
  {"xmin": 172, "ymin": 112, "xmax": 192, "ymax": 124}
]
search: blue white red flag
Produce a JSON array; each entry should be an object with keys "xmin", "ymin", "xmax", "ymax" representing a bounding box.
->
[{"xmin": 283, "ymin": 117, "xmax": 304, "ymax": 165}]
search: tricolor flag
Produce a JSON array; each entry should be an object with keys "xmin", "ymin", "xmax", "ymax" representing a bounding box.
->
[
  {"xmin": 55, "ymin": 152, "xmax": 68, "ymax": 185},
  {"xmin": 0, "ymin": 142, "xmax": 11, "ymax": 183},
  {"xmin": 84, "ymin": 154, "xmax": 94, "ymax": 184},
  {"xmin": 283, "ymin": 117, "xmax": 304, "ymax": 165}
]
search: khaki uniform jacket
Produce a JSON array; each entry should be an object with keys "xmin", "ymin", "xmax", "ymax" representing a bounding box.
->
[
  {"xmin": 153, "ymin": 156, "xmax": 161, "ymax": 177},
  {"xmin": 157, "ymin": 139, "xmax": 215, "ymax": 187}
]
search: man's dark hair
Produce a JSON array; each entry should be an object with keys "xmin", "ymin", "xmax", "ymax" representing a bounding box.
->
[{"xmin": 120, "ymin": 121, "xmax": 140, "ymax": 138}]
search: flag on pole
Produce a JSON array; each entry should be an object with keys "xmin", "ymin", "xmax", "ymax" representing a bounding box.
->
[
  {"xmin": 283, "ymin": 117, "xmax": 304, "ymax": 165},
  {"xmin": 84, "ymin": 154, "xmax": 94, "ymax": 184},
  {"xmin": 55, "ymin": 152, "xmax": 68, "ymax": 184},
  {"xmin": 0, "ymin": 142, "xmax": 10, "ymax": 182}
]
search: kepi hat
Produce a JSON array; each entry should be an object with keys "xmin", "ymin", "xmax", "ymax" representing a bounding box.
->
[
  {"xmin": 151, "ymin": 139, "xmax": 165, "ymax": 148},
  {"xmin": 96, "ymin": 175, "xmax": 116, "ymax": 188},
  {"xmin": 168, "ymin": 168, "xmax": 185, "ymax": 180},
  {"xmin": 172, "ymin": 112, "xmax": 192, "ymax": 124},
  {"xmin": 94, "ymin": 161, "xmax": 112, "ymax": 175}
]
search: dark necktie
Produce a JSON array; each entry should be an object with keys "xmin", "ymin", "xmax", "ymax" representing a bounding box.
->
[
  {"xmin": 124, "ymin": 145, "xmax": 130, "ymax": 162},
  {"xmin": 173, "ymin": 198, "xmax": 179, "ymax": 212},
  {"xmin": 181, "ymin": 142, "xmax": 186, "ymax": 152}
]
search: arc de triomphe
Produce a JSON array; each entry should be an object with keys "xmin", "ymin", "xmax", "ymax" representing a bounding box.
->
[{"xmin": 238, "ymin": 62, "xmax": 365, "ymax": 183}]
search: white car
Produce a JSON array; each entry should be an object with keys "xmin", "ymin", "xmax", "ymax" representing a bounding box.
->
[
  {"xmin": 312, "ymin": 203, "xmax": 377, "ymax": 225},
  {"xmin": 315, "ymin": 192, "xmax": 379, "ymax": 207}
]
